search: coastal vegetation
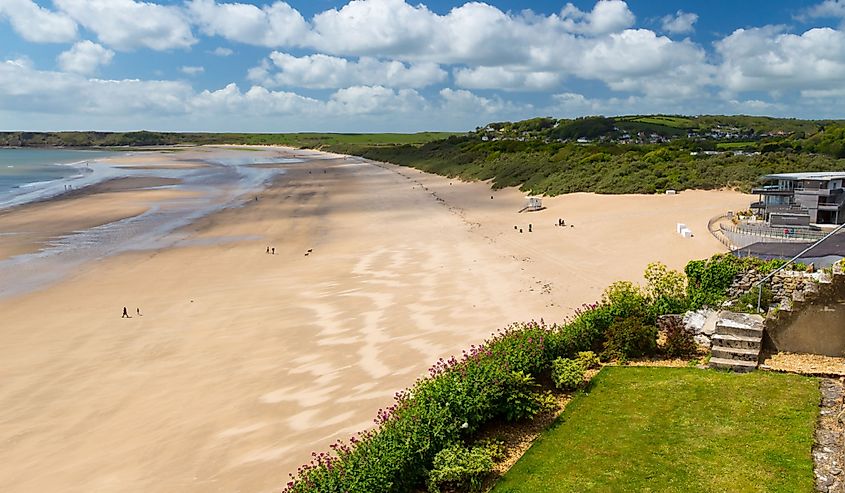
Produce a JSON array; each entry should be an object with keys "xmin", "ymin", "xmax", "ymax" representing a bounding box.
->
[
  {"xmin": 5, "ymin": 114, "xmax": 844, "ymax": 195},
  {"xmin": 322, "ymin": 134, "xmax": 844, "ymax": 195},
  {"xmin": 282, "ymin": 255, "xmax": 816, "ymax": 492},
  {"xmin": 0, "ymin": 130, "xmax": 455, "ymax": 148}
]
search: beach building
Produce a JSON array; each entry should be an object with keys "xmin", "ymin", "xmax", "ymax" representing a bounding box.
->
[
  {"xmin": 526, "ymin": 196, "xmax": 543, "ymax": 211},
  {"xmin": 751, "ymin": 172, "xmax": 845, "ymax": 226}
]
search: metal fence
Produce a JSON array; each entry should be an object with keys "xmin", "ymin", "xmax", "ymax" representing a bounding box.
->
[
  {"xmin": 720, "ymin": 223, "xmax": 828, "ymax": 242},
  {"xmin": 707, "ymin": 214, "xmax": 734, "ymax": 249}
]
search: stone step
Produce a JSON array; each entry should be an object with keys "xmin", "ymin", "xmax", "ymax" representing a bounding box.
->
[
  {"xmin": 711, "ymin": 333, "xmax": 762, "ymax": 350},
  {"xmin": 715, "ymin": 320, "xmax": 764, "ymax": 338},
  {"xmin": 711, "ymin": 346, "xmax": 760, "ymax": 362},
  {"xmin": 708, "ymin": 357, "xmax": 758, "ymax": 373}
]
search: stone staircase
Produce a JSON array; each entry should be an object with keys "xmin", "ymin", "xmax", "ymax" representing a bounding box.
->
[{"xmin": 708, "ymin": 312, "xmax": 765, "ymax": 372}]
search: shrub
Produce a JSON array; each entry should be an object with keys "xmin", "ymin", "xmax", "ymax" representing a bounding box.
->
[
  {"xmin": 552, "ymin": 357, "xmax": 586, "ymax": 391},
  {"xmin": 551, "ymin": 303, "xmax": 615, "ymax": 357},
  {"xmin": 735, "ymin": 284, "xmax": 773, "ymax": 313},
  {"xmin": 660, "ymin": 318, "xmax": 698, "ymax": 359},
  {"xmin": 685, "ymin": 254, "xmax": 789, "ymax": 309},
  {"xmin": 502, "ymin": 371, "xmax": 556, "ymax": 421},
  {"xmin": 603, "ymin": 281, "xmax": 650, "ymax": 321},
  {"xmin": 475, "ymin": 438, "xmax": 506, "ymax": 462},
  {"xmin": 644, "ymin": 262, "xmax": 688, "ymax": 316},
  {"xmin": 601, "ymin": 317, "xmax": 658, "ymax": 361},
  {"xmin": 427, "ymin": 443, "xmax": 496, "ymax": 493},
  {"xmin": 282, "ymin": 321, "xmax": 560, "ymax": 493},
  {"xmin": 576, "ymin": 351, "xmax": 601, "ymax": 369}
]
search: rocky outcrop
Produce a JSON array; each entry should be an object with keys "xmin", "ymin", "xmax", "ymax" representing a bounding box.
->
[{"xmin": 681, "ymin": 309, "xmax": 719, "ymax": 348}]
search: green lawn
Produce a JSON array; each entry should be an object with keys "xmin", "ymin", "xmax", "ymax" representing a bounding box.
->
[{"xmin": 493, "ymin": 367, "xmax": 819, "ymax": 493}]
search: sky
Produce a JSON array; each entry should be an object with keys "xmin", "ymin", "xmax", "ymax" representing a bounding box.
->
[{"xmin": 1, "ymin": 0, "xmax": 845, "ymax": 132}]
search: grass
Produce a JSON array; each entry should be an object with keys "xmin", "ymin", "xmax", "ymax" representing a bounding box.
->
[
  {"xmin": 717, "ymin": 141, "xmax": 757, "ymax": 150},
  {"xmin": 625, "ymin": 116, "xmax": 696, "ymax": 129},
  {"xmin": 493, "ymin": 367, "xmax": 819, "ymax": 493},
  {"xmin": 0, "ymin": 131, "xmax": 458, "ymax": 148}
]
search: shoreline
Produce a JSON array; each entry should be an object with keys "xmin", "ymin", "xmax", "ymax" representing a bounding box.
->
[
  {"xmin": 0, "ymin": 145, "xmax": 753, "ymax": 492},
  {"xmin": 0, "ymin": 147, "xmax": 301, "ymax": 298}
]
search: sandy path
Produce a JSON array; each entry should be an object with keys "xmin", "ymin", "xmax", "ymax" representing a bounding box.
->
[{"xmin": 0, "ymin": 149, "xmax": 752, "ymax": 492}]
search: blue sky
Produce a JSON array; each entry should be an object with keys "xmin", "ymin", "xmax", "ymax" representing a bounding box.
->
[{"xmin": 1, "ymin": 0, "xmax": 845, "ymax": 132}]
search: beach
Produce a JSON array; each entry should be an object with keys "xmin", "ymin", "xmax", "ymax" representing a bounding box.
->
[{"xmin": 0, "ymin": 146, "xmax": 752, "ymax": 492}]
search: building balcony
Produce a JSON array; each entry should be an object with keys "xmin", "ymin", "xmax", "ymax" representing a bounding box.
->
[
  {"xmin": 795, "ymin": 187, "xmax": 833, "ymax": 196},
  {"xmin": 818, "ymin": 201, "xmax": 845, "ymax": 211},
  {"xmin": 751, "ymin": 187, "xmax": 793, "ymax": 195}
]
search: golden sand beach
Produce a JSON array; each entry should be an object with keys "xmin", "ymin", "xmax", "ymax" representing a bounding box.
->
[{"xmin": 0, "ymin": 147, "xmax": 752, "ymax": 492}]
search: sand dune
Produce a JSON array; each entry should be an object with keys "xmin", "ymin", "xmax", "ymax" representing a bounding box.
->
[{"xmin": 0, "ymin": 147, "xmax": 752, "ymax": 492}]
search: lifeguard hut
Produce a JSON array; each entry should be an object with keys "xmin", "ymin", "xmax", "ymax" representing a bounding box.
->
[{"xmin": 526, "ymin": 196, "xmax": 543, "ymax": 212}]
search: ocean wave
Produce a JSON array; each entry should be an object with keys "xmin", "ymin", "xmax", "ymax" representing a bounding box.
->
[{"xmin": 16, "ymin": 179, "xmax": 62, "ymax": 189}]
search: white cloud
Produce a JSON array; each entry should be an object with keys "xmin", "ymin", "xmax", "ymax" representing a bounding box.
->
[
  {"xmin": 716, "ymin": 26, "xmax": 845, "ymax": 93},
  {"xmin": 248, "ymin": 52, "xmax": 445, "ymax": 89},
  {"xmin": 210, "ymin": 47, "xmax": 234, "ymax": 56},
  {"xmin": 438, "ymin": 88, "xmax": 528, "ymax": 115},
  {"xmin": 559, "ymin": 0, "xmax": 636, "ymax": 35},
  {"xmin": 552, "ymin": 92, "xmax": 605, "ymax": 115},
  {"xmin": 309, "ymin": 0, "xmax": 438, "ymax": 57},
  {"xmin": 0, "ymin": 58, "xmax": 500, "ymax": 131},
  {"xmin": 181, "ymin": 65, "xmax": 205, "ymax": 75},
  {"xmin": 191, "ymin": 83, "xmax": 318, "ymax": 115},
  {"xmin": 453, "ymin": 66, "xmax": 562, "ymax": 91},
  {"xmin": 557, "ymin": 29, "xmax": 713, "ymax": 99},
  {"xmin": 54, "ymin": 0, "xmax": 195, "ymax": 51},
  {"xmin": 57, "ymin": 40, "xmax": 114, "ymax": 75},
  {"xmin": 661, "ymin": 10, "xmax": 698, "ymax": 34},
  {"xmin": 181, "ymin": 0, "xmax": 710, "ymax": 98},
  {"xmin": 0, "ymin": 57, "xmax": 193, "ymax": 115},
  {"xmin": 187, "ymin": 0, "xmax": 310, "ymax": 47},
  {"xmin": 805, "ymin": 0, "xmax": 845, "ymax": 20},
  {"xmin": 0, "ymin": 0, "xmax": 77, "ymax": 43},
  {"xmin": 326, "ymin": 85, "xmax": 427, "ymax": 114},
  {"xmin": 727, "ymin": 98, "xmax": 784, "ymax": 113}
]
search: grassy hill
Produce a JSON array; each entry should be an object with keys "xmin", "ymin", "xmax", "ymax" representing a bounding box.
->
[
  {"xmin": 4, "ymin": 115, "xmax": 844, "ymax": 195},
  {"xmin": 323, "ymin": 135, "xmax": 844, "ymax": 195},
  {"xmin": 0, "ymin": 131, "xmax": 457, "ymax": 148}
]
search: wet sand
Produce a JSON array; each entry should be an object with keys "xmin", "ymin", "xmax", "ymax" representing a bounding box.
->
[
  {"xmin": 0, "ymin": 177, "xmax": 187, "ymax": 260},
  {"xmin": 0, "ymin": 147, "xmax": 752, "ymax": 492}
]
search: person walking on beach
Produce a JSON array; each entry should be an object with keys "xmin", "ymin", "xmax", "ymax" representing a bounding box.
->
[
  {"xmin": 122, "ymin": 307, "xmax": 130, "ymax": 318},
  {"xmin": 266, "ymin": 246, "xmax": 270, "ymax": 254},
  {"xmin": 271, "ymin": 247, "xmax": 275, "ymax": 255},
  {"xmin": 136, "ymin": 308, "xmax": 142, "ymax": 317}
]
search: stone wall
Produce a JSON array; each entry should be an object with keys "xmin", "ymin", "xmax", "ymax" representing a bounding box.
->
[
  {"xmin": 727, "ymin": 268, "xmax": 835, "ymax": 310},
  {"xmin": 763, "ymin": 263, "xmax": 845, "ymax": 357}
]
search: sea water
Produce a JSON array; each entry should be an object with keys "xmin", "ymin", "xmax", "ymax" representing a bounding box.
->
[
  {"xmin": 0, "ymin": 148, "xmax": 119, "ymax": 207},
  {"xmin": 0, "ymin": 148, "xmax": 303, "ymax": 298}
]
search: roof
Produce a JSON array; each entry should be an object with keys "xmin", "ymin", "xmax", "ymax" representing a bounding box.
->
[
  {"xmin": 734, "ymin": 233, "xmax": 845, "ymax": 259},
  {"xmin": 761, "ymin": 172, "xmax": 845, "ymax": 181}
]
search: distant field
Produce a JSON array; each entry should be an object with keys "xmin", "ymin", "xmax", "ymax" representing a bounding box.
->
[
  {"xmin": 0, "ymin": 131, "xmax": 460, "ymax": 148},
  {"xmin": 716, "ymin": 141, "xmax": 757, "ymax": 149},
  {"xmin": 625, "ymin": 116, "xmax": 696, "ymax": 128},
  {"xmin": 493, "ymin": 367, "xmax": 818, "ymax": 493},
  {"xmin": 232, "ymin": 132, "xmax": 459, "ymax": 147}
]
